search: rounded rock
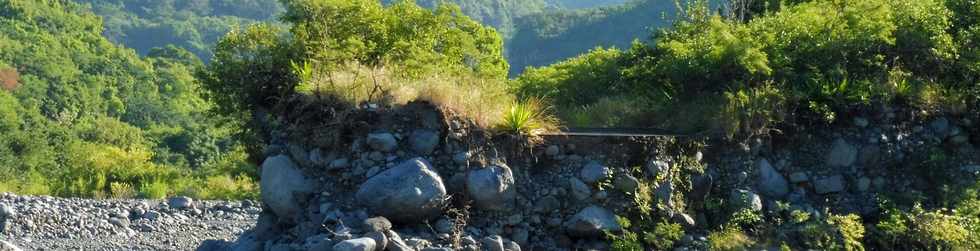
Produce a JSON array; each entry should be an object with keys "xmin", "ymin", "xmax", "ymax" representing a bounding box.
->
[
  {"xmin": 466, "ymin": 164, "xmax": 516, "ymax": 211},
  {"xmin": 355, "ymin": 158, "xmax": 447, "ymax": 223}
]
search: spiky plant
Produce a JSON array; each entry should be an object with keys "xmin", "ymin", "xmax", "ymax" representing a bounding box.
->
[{"xmin": 495, "ymin": 97, "xmax": 560, "ymax": 136}]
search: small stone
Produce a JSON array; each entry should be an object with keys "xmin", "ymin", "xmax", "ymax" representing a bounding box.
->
[
  {"xmin": 827, "ymin": 138, "xmax": 858, "ymax": 167},
  {"xmin": 511, "ymin": 227, "xmax": 529, "ymax": 246},
  {"xmin": 0, "ymin": 204, "xmax": 15, "ymax": 218},
  {"xmin": 329, "ymin": 158, "xmax": 351, "ymax": 170},
  {"xmin": 410, "ymin": 130, "xmax": 440, "ymax": 155},
  {"xmin": 481, "ymin": 236, "xmax": 505, "ymax": 251},
  {"xmin": 613, "ymin": 174, "xmax": 640, "ymax": 193},
  {"xmin": 143, "ymin": 210, "xmax": 162, "ymax": 220},
  {"xmin": 673, "ymin": 213, "xmax": 696, "ymax": 229},
  {"xmin": 814, "ymin": 175, "xmax": 846, "ymax": 194},
  {"xmin": 730, "ymin": 189, "xmax": 763, "ymax": 212},
  {"xmin": 466, "ymin": 164, "xmax": 517, "ymax": 211},
  {"xmin": 108, "ymin": 217, "xmax": 130, "ymax": 228},
  {"xmin": 565, "ymin": 205, "xmax": 622, "ymax": 237},
  {"xmin": 756, "ymin": 159, "xmax": 789, "ymax": 198},
  {"xmin": 579, "ymin": 162, "xmax": 611, "ymax": 184},
  {"xmin": 545, "ymin": 145, "xmax": 560, "ymax": 156},
  {"xmin": 435, "ymin": 218, "xmax": 453, "ymax": 234},
  {"xmin": 856, "ymin": 177, "xmax": 871, "ymax": 192},
  {"xmin": 789, "ymin": 172, "xmax": 809, "ymax": 183},
  {"xmin": 569, "ymin": 178, "xmax": 592, "ymax": 201},
  {"xmin": 592, "ymin": 190, "xmax": 608, "ymax": 200},
  {"xmin": 962, "ymin": 165, "xmax": 980, "ymax": 173},
  {"xmin": 333, "ymin": 238, "xmax": 377, "ymax": 251},
  {"xmin": 854, "ymin": 117, "xmax": 870, "ymax": 128},
  {"xmin": 168, "ymin": 196, "xmax": 194, "ymax": 209},
  {"xmin": 930, "ymin": 117, "xmax": 950, "ymax": 136},
  {"xmin": 646, "ymin": 160, "xmax": 669, "ymax": 178},
  {"xmin": 362, "ymin": 217, "xmax": 392, "ymax": 232},
  {"xmin": 367, "ymin": 133, "xmax": 398, "ymax": 152},
  {"xmin": 366, "ymin": 231, "xmax": 389, "ymax": 251},
  {"xmin": 534, "ymin": 196, "xmax": 560, "ymax": 213}
]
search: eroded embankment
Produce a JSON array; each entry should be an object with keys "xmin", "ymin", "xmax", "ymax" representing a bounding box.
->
[{"xmin": 199, "ymin": 101, "xmax": 979, "ymax": 251}]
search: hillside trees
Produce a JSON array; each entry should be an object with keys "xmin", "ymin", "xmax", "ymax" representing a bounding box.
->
[
  {"xmin": 515, "ymin": 0, "xmax": 979, "ymax": 135},
  {"xmin": 78, "ymin": 0, "xmax": 284, "ymax": 61},
  {"xmin": 0, "ymin": 0, "xmax": 256, "ymax": 199},
  {"xmin": 200, "ymin": 0, "xmax": 511, "ymax": 152}
]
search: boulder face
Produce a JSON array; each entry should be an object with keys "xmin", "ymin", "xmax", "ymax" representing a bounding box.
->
[
  {"xmin": 756, "ymin": 159, "xmax": 789, "ymax": 198},
  {"xmin": 356, "ymin": 158, "xmax": 447, "ymax": 223},
  {"xmin": 260, "ymin": 155, "xmax": 313, "ymax": 222},
  {"xmin": 466, "ymin": 164, "xmax": 516, "ymax": 211},
  {"xmin": 826, "ymin": 138, "xmax": 858, "ymax": 167},
  {"xmin": 565, "ymin": 205, "xmax": 622, "ymax": 237}
]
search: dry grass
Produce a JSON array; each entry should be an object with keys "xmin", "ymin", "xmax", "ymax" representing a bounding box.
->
[
  {"xmin": 295, "ymin": 63, "xmax": 514, "ymax": 128},
  {"xmin": 0, "ymin": 68, "xmax": 18, "ymax": 91}
]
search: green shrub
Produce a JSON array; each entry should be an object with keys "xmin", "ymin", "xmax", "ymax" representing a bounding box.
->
[
  {"xmin": 110, "ymin": 182, "xmax": 136, "ymax": 199},
  {"xmin": 720, "ymin": 83, "xmax": 787, "ymax": 139},
  {"xmin": 643, "ymin": 221, "xmax": 685, "ymax": 250},
  {"xmin": 798, "ymin": 214, "xmax": 866, "ymax": 251},
  {"xmin": 708, "ymin": 228, "xmax": 755, "ymax": 251},
  {"xmin": 874, "ymin": 204, "xmax": 979, "ymax": 250},
  {"xmin": 608, "ymin": 216, "xmax": 643, "ymax": 251},
  {"xmin": 140, "ymin": 180, "xmax": 169, "ymax": 199}
]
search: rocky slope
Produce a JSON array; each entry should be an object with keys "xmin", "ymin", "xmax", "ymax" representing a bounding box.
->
[
  {"xmin": 201, "ymin": 102, "xmax": 978, "ymax": 251},
  {"xmin": 0, "ymin": 193, "xmax": 259, "ymax": 250}
]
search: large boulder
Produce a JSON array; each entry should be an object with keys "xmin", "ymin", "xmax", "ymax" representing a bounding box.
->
[
  {"xmin": 466, "ymin": 164, "xmax": 516, "ymax": 211},
  {"xmin": 565, "ymin": 205, "xmax": 622, "ymax": 237},
  {"xmin": 826, "ymin": 138, "xmax": 858, "ymax": 167},
  {"xmin": 260, "ymin": 155, "xmax": 313, "ymax": 222},
  {"xmin": 356, "ymin": 158, "xmax": 447, "ymax": 223},
  {"xmin": 756, "ymin": 159, "xmax": 789, "ymax": 198}
]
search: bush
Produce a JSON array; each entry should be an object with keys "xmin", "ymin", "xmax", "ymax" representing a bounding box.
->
[
  {"xmin": 140, "ymin": 180, "xmax": 169, "ymax": 199},
  {"xmin": 643, "ymin": 221, "xmax": 685, "ymax": 250},
  {"xmin": 709, "ymin": 228, "xmax": 755, "ymax": 251},
  {"xmin": 874, "ymin": 205, "xmax": 979, "ymax": 250}
]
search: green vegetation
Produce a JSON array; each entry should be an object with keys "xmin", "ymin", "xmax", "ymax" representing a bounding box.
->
[
  {"xmin": 495, "ymin": 98, "xmax": 560, "ymax": 136},
  {"xmin": 508, "ymin": 0, "xmax": 679, "ymax": 76},
  {"xmin": 0, "ymin": 0, "xmax": 256, "ymax": 199},
  {"xmin": 515, "ymin": 0, "xmax": 980, "ymax": 138},
  {"xmin": 199, "ymin": 0, "xmax": 514, "ymax": 149},
  {"xmin": 78, "ymin": 0, "xmax": 283, "ymax": 61}
]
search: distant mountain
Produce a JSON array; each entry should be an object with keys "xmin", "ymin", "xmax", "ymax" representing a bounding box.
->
[
  {"xmin": 546, "ymin": 0, "xmax": 630, "ymax": 9},
  {"xmin": 507, "ymin": 0, "xmax": 679, "ymax": 76},
  {"xmin": 78, "ymin": 0, "xmax": 283, "ymax": 61}
]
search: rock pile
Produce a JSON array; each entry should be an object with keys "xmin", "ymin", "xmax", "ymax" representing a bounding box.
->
[{"xmin": 0, "ymin": 193, "xmax": 258, "ymax": 250}]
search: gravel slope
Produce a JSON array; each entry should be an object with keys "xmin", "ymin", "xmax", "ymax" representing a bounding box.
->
[{"xmin": 0, "ymin": 193, "xmax": 257, "ymax": 251}]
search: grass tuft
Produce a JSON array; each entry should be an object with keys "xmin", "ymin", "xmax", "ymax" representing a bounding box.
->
[{"xmin": 494, "ymin": 97, "xmax": 560, "ymax": 136}]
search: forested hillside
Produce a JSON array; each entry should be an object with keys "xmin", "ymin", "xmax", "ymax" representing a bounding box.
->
[
  {"xmin": 0, "ymin": 0, "xmax": 255, "ymax": 199},
  {"xmin": 507, "ymin": 0, "xmax": 679, "ymax": 75},
  {"xmin": 78, "ymin": 0, "xmax": 283, "ymax": 61}
]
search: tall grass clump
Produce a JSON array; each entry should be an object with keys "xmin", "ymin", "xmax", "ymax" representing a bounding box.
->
[{"xmin": 494, "ymin": 97, "xmax": 560, "ymax": 136}]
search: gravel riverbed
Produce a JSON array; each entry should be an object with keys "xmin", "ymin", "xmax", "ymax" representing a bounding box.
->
[{"xmin": 0, "ymin": 193, "xmax": 256, "ymax": 251}]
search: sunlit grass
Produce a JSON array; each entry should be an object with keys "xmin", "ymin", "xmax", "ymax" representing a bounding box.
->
[{"xmin": 494, "ymin": 97, "xmax": 560, "ymax": 136}]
